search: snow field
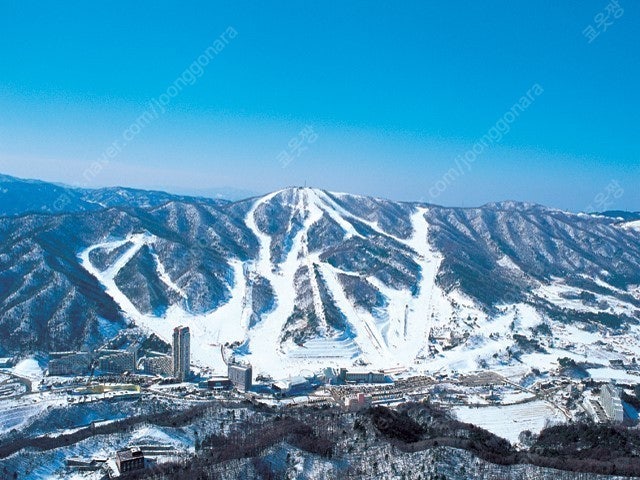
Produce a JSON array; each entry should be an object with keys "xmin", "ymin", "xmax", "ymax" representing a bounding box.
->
[{"xmin": 454, "ymin": 400, "xmax": 565, "ymax": 444}]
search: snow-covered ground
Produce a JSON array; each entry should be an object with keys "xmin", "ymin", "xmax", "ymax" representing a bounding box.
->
[
  {"xmin": 0, "ymin": 402, "xmax": 49, "ymax": 434},
  {"xmin": 75, "ymin": 188, "xmax": 640, "ymax": 385},
  {"xmin": 77, "ymin": 192, "xmax": 484, "ymax": 378},
  {"xmin": 12, "ymin": 357, "xmax": 45, "ymax": 380},
  {"xmin": 454, "ymin": 400, "xmax": 565, "ymax": 444},
  {"xmin": 535, "ymin": 279, "xmax": 638, "ymax": 316},
  {"xmin": 79, "ymin": 234, "xmax": 238, "ymax": 376},
  {"xmin": 621, "ymin": 220, "xmax": 640, "ymax": 232},
  {"xmin": 0, "ymin": 392, "xmax": 67, "ymax": 436},
  {"xmin": 587, "ymin": 367, "xmax": 640, "ymax": 383}
]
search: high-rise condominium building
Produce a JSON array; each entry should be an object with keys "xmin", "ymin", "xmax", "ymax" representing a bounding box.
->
[{"xmin": 172, "ymin": 326, "xmax": 190, "ymax": 381}]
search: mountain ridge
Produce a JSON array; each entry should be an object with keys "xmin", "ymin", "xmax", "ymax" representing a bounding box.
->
[
  {"xmin": 0, "ymin": 175, "xmax": 639, "ymax": 379},
  {"xmin": 4, "ymin": 173, "xmax": 633, "ymax": 215}
]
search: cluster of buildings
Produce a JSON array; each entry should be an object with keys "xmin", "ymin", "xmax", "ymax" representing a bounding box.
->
[
  {"xmin": 48, "ymin": 326, "xmax": 193, "ymax": 382},
  {"xmin": 323, "ymin": 367, "xmax": 387, "ymax": 385},
  {"xmin": 48, "ymin": 342, "xmax": 140, "ymax": 377},
  {"xmin": 45, "ymin": 324, "xmax": 398, "ymax": 404},
  {"xmin": 197, "ymin": 365, "xmax": 387, "ymax": 398},
  {"xmin": 199, "ymin": 363, "xmax": 253, "ymax": 393},
  {"xmin": 65, "ymin": 447, "xmax": 145, "ymax": 477},
  {"xmin": 260, "ymin": 368, "xmax": 388, "ymax": 399},
  {"xmin": 344, "ymin": 392, "xmax": 373, "ymax": 411},
  {"xmin": 68, "ymin": 444, "xmax": 183, "ymax": 477}
]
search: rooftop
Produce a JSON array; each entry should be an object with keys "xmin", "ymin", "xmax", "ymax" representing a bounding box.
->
[{"xmin": 116, "ymin": 447, "xmax": 144, "ymax": 461}]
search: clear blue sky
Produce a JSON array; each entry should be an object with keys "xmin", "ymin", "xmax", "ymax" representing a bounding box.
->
[{"xmin": 0, "ymin": 1, "xmax": 638, "ymax": 210}]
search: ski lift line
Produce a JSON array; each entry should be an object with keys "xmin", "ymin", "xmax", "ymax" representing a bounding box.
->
[
  {"xmin": 239, "ymin": 263, "xmax": 255, "ymax": 330},
  {"xmin": 220, "ymin": 345, "xmax": 227, "ymax": 366},
  {"xmin": 403, "ymin": 304, "xmax": 409, "ymax": 338}
]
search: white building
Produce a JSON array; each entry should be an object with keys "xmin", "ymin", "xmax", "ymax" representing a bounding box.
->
[
  {"xmin": 272, "ymin": 376, "xmax": 309, "ymax": 396},
  {"xmin": 600, "ymin": 383, "xmax": 624, "ymax": 423},
  {"xmin": 48, "ymin": 352, "xmax": 92, "ymax": 376},
  {"xmin": 138, "ymin": 353, "xmax": 172, "ymax": 376},
  {"xmin": 96, "ymin": 350, "xmax": 135, "ymax": 374}
]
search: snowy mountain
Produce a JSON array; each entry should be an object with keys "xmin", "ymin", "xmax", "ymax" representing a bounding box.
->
[
  {"xmin": 0, "ymin": 173, "xmax": 226, "ymax": 216},
  {"xmin": 0, "ymin": 175, "xmax": 639, "ymax": 378}
]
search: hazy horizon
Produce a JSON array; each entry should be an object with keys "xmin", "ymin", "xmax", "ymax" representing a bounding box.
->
[{"xmin": 3, "ymin": 170, "xmax": 639, "ymax": 214}]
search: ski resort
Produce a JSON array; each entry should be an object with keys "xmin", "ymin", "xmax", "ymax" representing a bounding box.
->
[{"xmin": 0, "ymin": 2, "xmax": 638, "ymax": 475}]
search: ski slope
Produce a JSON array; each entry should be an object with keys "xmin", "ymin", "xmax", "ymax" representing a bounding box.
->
[
  {"xmin": 76, "ymin": 188, "xmax": 640, "ymax": 380},
  {"xmin": 79, "ymin": 234, "xmax": 244, "ymax": 375}
]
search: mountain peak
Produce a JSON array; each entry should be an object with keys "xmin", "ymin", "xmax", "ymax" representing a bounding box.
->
[{"xmin": 0, "ymin": 174, "xmax": 639, "ymax": 382}]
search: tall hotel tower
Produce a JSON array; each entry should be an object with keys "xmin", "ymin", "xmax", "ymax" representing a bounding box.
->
[{"xmin": 172, "ymin": 326, "xmax": 190, "ymax": 381}]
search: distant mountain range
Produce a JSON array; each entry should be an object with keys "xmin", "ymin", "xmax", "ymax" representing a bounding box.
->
[
  {"xmin": 0, "ymin": 173, "xmax": 639, "ymax": 377},
  {"xmin": 596, "ymin": 210, "xmax": 640, "ymax": 222}
]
